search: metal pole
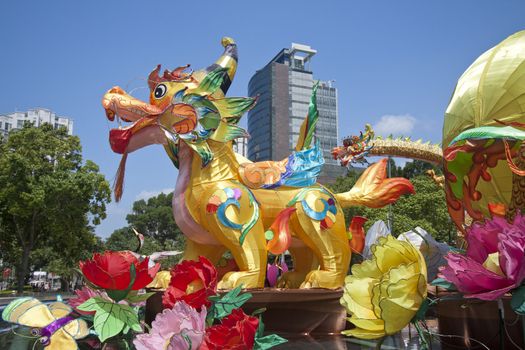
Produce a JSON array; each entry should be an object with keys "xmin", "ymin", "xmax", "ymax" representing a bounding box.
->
[{"xmin": 387, "ymin": 156, "xmax": 394, "ymax": 233}]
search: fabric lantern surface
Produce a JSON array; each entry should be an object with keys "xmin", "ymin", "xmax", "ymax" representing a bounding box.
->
[{"xmin": 443, "ymin": 30, "xmax": 525, "ymax": 218}]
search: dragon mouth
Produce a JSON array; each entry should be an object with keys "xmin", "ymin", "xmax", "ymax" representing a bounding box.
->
[
  {"xmin": 109, "ymin": 127, "xmax": 133, "ymax": 154},
  {"xmin": 102, "ymin": 86, "xmax": 163, "ymax": 154}
]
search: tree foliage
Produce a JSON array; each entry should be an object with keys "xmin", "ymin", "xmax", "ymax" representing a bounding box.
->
[
  {"xmin": 106, "ymin": 192, "xmax": 185, "ymax": 268},
  {"xmin": 330, "ymin": 160, "xmax": 455, "ymax": 243},
  {"xmin": 0, "ymin": 123, "xmax": 111, "ymax": 292},
  {"xmin": 126, "ymin": 193, "xmax": 184, "ymax": 248},
  {"xmin": 106, "ymin": 227, "xmax": 164, "ymax": 255}
]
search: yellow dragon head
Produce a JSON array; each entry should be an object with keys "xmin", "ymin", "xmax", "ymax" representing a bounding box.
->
[{"xmin": 102, "ymin": 37, "xmax": 256, "ymax": 200}]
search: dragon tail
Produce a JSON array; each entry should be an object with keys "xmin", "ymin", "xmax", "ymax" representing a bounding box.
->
[{"xmin": 334, "ymin": 158, "xmax": 415, "ymax": 208}]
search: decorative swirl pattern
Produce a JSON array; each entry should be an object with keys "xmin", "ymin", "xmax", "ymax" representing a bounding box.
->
[
  {"xmin": 206, "ymin": 186, "xmax": 259, "ymax": 245},
  {"xmin": 287, "ymin": 187, "xmax": 337, "ymax": 230}
]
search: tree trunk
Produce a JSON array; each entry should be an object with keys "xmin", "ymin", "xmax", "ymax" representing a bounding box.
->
[
  {"xmin": 60, "ymin": 277, "xmax": 69, "ymax": 292},
  {"xmin": 16, "ymin": 245, "xmax": 31, "ymax": 294}
]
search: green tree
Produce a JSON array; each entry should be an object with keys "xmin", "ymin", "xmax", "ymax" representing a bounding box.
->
[
  {"xmin": 105, "ymin": 192, "xmax": 186, "ymax": 268},
  {"xmin": 106, "ymin": 227, "xmax": 164, "ymax": 254},
  {"xmin": 126, "ymin": 192, "xmax": 185, "ymax": 250},
  {"xmin": 106, "ymin": 227, "xmax": 182, "ymax": 269},
  {"xmin": 32, "ymin": 230, "xmax": 105, "ymax": 291},
  {"xmin": 0, "ymin": 123, "xmax": 111, "ymax": 293},
  {"xmin": 401, "ymin": 159, "xmax": 441, "ymax": 179}
]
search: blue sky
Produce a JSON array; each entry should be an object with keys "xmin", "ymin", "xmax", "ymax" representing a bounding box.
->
[{"xmin": 1, "ymin": 1, "xmax": 524, "ymax": 238}]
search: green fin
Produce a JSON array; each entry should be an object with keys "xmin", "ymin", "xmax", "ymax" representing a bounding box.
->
[
  {"xmin": 212, "ymin": 97, "xmax": 257, "ymax": 122},
  {"xmin": 184, "ymin": 140, "xmax": 214, "ymax": 167},
  {"xmin": 295, "ymin": 82, "xmax": 319, "ymax": 151},
  {"xmin": 210, "ymin": 121, "xmax": 249, "ymax": 142},
  {"xmin": 199, "ymin": 115, "xmax": 221, "ymax": 130},
  {"xmin": 189, "ymin": 67, "xmax": 229, "ymax": 96}
]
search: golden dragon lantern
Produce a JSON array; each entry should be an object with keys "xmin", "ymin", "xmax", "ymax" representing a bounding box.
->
[{"xmin": 102, "ymin": 37, "xmax": 414, "ymax": 290}]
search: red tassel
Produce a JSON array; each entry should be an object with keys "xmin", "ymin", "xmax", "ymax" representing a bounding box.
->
[{"xmin": 113, "ymin": 153, "xmax": 128, "ymax": 202}]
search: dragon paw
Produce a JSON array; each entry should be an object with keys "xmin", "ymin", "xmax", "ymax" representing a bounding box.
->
[
  {"xmin": 300, "ymin": 270, "xmax": 345, "ymax": 289},
  {"xmin": 217, "ymin": 270, "xmax": 263, "ymax": 290},
  {"xmin": 276, "ymin": 271, "xmax": 307, "ymax": 289}
]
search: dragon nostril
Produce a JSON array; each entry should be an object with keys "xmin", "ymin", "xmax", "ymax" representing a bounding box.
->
[
  {"xmin": 105, "ymin": 109, "xmax": 115, "ymax": 121},
  {"xmin": 108, "ymin": 86, "xmax": 125, "ymax": 94}
]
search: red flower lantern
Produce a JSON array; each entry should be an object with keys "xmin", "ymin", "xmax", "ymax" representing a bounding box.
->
[
  {"xmin": 201, "ymin": 309, "xmax": 259, "ymax": 350},
  {"xmin": 79, "ymin": 251, "xmax": 159, "ymax": 291},
  {"xmin": 162, "ymin": 256, "xmax": 217, "ymax": 311}
]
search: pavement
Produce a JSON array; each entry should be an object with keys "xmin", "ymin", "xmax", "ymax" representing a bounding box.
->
[{"xmin": 0, "ymin": 292, "xmax": 74, "ymax": 306}]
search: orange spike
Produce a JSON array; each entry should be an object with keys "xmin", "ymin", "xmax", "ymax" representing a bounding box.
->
[{"xmin": 266, "ymin": 207, "xmax": 297, "ymax": 255}]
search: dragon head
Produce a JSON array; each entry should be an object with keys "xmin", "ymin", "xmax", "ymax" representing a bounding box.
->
[{"xmin": 102, "ymin": 37, "xmax": 256, "ymax": 200}]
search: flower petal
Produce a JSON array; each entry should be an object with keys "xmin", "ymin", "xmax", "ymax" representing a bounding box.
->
[
  {"xmin": 498, "ymin": 231, "xmax": 525, "ymax": 283},
  {"xmin": 341, "ymin": 276, "xmax": 378, "ymax": 319},
  {"xmin": 341, "ymin": 327, "xmax": 386, "ymax": 340},
  {"xmin": 440, "ymin": 253, "xmax": 511, "ymax": 296}
]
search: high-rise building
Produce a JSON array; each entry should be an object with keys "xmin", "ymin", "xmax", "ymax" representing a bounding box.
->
[
  {"xmin": 247, "ymin": 43, "xmax": 345, "ymax": 183},
  {"xmin": 233, "ymin": 137, "xmax": 248, "ymax": 158},
  {"xmin": 0, "ymin": 108, "xmax": 74, "ymax": 138}
]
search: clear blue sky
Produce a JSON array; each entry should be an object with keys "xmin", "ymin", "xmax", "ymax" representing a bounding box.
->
[{"xmin": 1, "ymin": 1, "xmax": 524, "ymax": 238}]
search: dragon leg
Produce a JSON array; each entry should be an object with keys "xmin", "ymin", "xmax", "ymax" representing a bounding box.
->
[
  {"xmin": 289, "ymin": 202, "xmax": 350, "ymax": 289},
  {"xmin": 182, "ymin": 239, "xmax": 226, "ymax": 265},
  {"xmin": 201, "ymin": 183, "xmax": 267, "ymax": 289}
]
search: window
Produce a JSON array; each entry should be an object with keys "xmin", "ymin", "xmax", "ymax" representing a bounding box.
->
[
  {"xmin": 17, "ymin": 120, "xmax": 24, "ymax": 128},
  {"xmin": 5, "ymin": 122, "xmax": 10, "ymax": 131}
]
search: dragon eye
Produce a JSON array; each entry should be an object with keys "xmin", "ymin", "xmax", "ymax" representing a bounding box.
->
[{"xmin": 154, "ymin": 84, "xmax": 167, "ymax": 99}]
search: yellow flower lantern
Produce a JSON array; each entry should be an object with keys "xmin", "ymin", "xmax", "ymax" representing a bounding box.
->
[{"xmin": 340, "ymin": 235, "xmax": 427, "ymax": 339}]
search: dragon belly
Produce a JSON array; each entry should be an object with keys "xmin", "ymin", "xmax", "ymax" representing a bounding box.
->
[{"xmin": 173, "ymin": 144, "xmax": 220, "ymax": 245}]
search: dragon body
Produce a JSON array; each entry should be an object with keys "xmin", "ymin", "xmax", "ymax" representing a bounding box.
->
[
  {"xmin": 102, "ymin": 38, "xmax": 414, "ymax": 289},
  {"xmin": 332, "ymin": 126, "xmax": 443, "ymax": 167}
]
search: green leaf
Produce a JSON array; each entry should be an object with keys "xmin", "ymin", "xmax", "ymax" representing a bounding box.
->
[
  {"xmin": 208, "ymin": 286, "xmax": 252, "ymax": 320},
  {"xmin": 77, "ymin": 296, "xmax": 103, "ymax": 312},
  {"xmin": 511, "ymin": 285, "xmax": 525, "ymax": 314},
  {"xmin": 430, "ymin": 277, "xmax": 457, "ymax": 291},
  {"xmin": 256, "ymin": 314, "xmax": 265, "ymax": 338},
  {"xmin": 254, "ymin": 334, "xmax": 288, "ymax": 350},
  {"xmin": 125, "ymin": 291, "xmax": 156, "ymax": 304},
  {"xmin": 93, "ymin": 304, "xmax": 125, "ymax": 342},
  {"xmin": 251, "ymin": 308, "xmax": 267, "ymax": 317},
  {"xmin": 81, "ymin": 297, "xmax": 142, "ymax": 342},
  {"xmin": 253, "ymin": 313, "xmax": 287, "ymax": 349},
  {"xmin": 411, "ymin": 298, "xmax": 429, "ymax": 323},
  {"xmin": 106, "ymin": 264, "xmax": 136, "ymax": 302}
]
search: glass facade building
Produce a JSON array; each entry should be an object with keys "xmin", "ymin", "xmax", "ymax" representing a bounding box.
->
[{"xmin": 247, "ymin": 43, "xmax": 345, "ymax": 183}]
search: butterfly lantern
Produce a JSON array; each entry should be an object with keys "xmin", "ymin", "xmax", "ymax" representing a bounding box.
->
[{"xmin": 2, "ymin": 297, "xmax": 88, "ymax": 349}]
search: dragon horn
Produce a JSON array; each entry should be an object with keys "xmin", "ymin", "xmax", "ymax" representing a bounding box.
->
[
  {"xmin": 201, "ymin": 37, "xmax": 238, "ymax": 95},
  {"xmin": 148, "ymin": 64, "xmax": 162, "ymax": 90}
]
